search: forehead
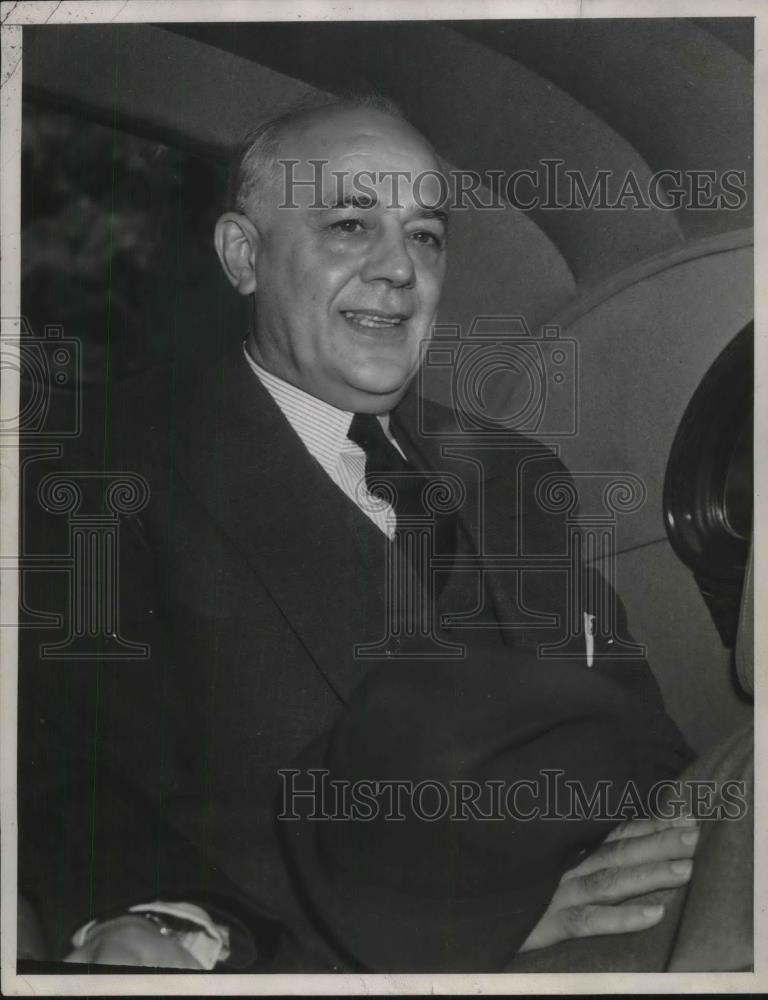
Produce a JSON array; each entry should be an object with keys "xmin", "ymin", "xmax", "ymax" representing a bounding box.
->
[
  {"xmin": 278, "ymin": 108, "xmax": 445, "ymax": 208},
  {"xmin": 285, "ymin": 108, "xmax": 439, "ymax": 169}
]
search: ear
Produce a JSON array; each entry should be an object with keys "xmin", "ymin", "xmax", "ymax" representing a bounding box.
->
[{"xmin": 214, "ymin": 212, "xmax": 260, "ymax": 296}]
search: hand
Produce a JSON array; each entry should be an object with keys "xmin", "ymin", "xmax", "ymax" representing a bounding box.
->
[
  {"xmin": 64, "ymin": 915, "xmax": 203, "ymax": 969},
  {"xmin": 519, "ymin": 816, "xmax": 701, "ymax": 953}
]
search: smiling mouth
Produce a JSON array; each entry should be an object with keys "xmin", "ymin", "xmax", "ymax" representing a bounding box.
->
[{"xmin": 341, "ymin": 310, "xmax": 408, "ymax": 330}]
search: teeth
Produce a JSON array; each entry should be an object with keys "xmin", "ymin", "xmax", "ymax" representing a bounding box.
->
[{"xmin": 343, "ymin": 312, "xmax": 402, "ymax": 329}]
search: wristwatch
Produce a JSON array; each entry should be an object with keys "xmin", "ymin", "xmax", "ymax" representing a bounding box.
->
[
  {"xmin": 134, "ymin": 910, "xmax": 203, "ymax": 938},
  {"xmin": 71, "ymin": 905, "xmax": 230, "ymax": 969}
]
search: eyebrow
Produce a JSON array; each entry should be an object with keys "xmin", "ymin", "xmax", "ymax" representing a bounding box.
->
[
  {"xmin": 325, "ymin": 197, "xmax": 448, "ymax": 224},
  {"xmin": 328, "ymin": 194, "xmax": 378, "ymax": 210},
  {"xmin": 418, "ymin": 207, "xmax": 449, "ymax": 225}
]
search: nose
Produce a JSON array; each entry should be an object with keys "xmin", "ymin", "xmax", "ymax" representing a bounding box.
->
[{"xmin": 360, "ymin": 223, "xmax": 415, "ymax": 288}]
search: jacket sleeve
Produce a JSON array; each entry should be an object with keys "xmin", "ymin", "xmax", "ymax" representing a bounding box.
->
[
  {"xmin": 18, "ymin": 451, "xmax": 280, "ymax": 964},
  {"xmin": 484, "ymin": 442, "xmax": 695, "ymax": 780}
]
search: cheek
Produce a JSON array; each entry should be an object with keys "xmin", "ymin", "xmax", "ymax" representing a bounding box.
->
[
  {"xmin": 293, "ymin": 252, "xmax": 355, "ymax": 314},
  {"xmin": 416, "ymin": 255, "xmax": 446, "ymax": 308}
]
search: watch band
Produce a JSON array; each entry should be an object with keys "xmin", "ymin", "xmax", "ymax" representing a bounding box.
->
[
  {"xmin": 70, "ymin": 902, "xmax": 231, "ymax": 969},
  {"xmin": 135, "ymin": 910, "xmax": 201, "ymax": 937}
]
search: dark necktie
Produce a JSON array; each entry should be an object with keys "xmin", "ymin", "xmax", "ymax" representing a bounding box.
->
[{"xmin": 347, "ymin": 413, "xmax": 457, "ymax": 568}]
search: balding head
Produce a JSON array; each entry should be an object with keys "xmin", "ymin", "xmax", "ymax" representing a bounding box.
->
[
  {"xmin": 229, "ymin": 94, "xmax": 434, "ymax": 218},
  {"xmin": 214, "ymin": 100, "xmax": 447, "ymax": 414}
]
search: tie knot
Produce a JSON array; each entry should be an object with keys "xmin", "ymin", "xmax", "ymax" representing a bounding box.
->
[
  {"xmin": 347, "ymin": 412, "xmax": 387, "ymax": 451},
  {"xmin": 348, "ymin": 412, "xmax": 412, "ymax": 484}
]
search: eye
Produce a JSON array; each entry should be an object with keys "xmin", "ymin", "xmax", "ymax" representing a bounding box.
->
[
  {"xmin": 330, "ymin": 218, "xmax": 366, "ymax": 234},
  {"xmin": 410, "ymin": 230, "xmax": 445, "ymax": 250}
]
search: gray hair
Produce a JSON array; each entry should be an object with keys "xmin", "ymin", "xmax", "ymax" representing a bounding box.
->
[{"xmin": 227, "ymin": 91, "xmax": 405, "ymax": 215}]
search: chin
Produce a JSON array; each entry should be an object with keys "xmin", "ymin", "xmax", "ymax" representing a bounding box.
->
[
  {"xmin": 348, "ymin": 357, "xmax": 415, "ymax": 396},
  {"xmin": 347, "ymin": 379, "xmax": 411, "ymax": 411}
]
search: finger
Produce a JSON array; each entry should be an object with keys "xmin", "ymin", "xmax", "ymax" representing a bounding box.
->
[
  {"xmin": 559, "ymin": 857, "xmax": 694, "ymax": 908},
  {"xmin": 565, "ymin": 825, "xmax": 700, "ymax": 879},
  {"xmin": 557, "ymin": 902, "xmax": 666, "ymax": 941},
  {"xmin": 604, "ymin": 815, "xmax": 699, "ymax": 843}
]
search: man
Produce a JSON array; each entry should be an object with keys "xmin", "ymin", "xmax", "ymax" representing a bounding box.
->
[{"xmin": 20, "ymin": 96, "xmax": 700, "ymax": 971}]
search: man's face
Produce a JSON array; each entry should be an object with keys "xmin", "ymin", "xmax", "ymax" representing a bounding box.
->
[{"xmin": 246, "ymin": 108, "xmax": 447, "ymax": 413}]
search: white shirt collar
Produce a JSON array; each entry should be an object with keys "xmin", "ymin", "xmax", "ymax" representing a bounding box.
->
[{"xmin": 242, "ymin": 342, "xmax": 395, "ymax": 476}]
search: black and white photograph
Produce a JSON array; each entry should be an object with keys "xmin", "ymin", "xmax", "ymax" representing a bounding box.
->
[{"xmin": 0, "ymin": 1, "xmax": 762, "ymax": 993}]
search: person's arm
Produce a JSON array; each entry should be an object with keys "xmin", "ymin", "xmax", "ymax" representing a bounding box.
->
[
  {"xmin": 18, "ymin": 489, "xmax": 278, "ymax": 967},
  {"xmin": 20, "ymin": 660, "xmax": 273, "ymax": 967},
  {"xmin": 510, "ymin": 448, "xmax": 695, "ymax": 777}
]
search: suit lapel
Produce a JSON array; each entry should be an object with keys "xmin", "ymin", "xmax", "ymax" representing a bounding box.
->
[
  {"xmin": 391, "ymin": 388, "xmax": 486, "ymax": 555},
  {"xmin": 391, "ymin": 390, "xmax": 529, "ymax": 636},
  {"xmin": 171, "ymin": 346, "xmax": 385, "ymax": 702}
]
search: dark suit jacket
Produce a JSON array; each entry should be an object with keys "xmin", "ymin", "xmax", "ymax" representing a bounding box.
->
[{"xmin": 18, "ymin": 341, "xmax": 691, "ymax": 967}]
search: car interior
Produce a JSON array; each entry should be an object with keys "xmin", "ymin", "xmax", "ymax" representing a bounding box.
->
[{"xmin": 16, "ymin": 16, "xmax": 754, "ymax": 967}]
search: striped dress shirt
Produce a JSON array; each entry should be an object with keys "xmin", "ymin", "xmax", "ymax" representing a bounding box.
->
[{"xmin": 243, "ymin": 343, "xmax": 405, "ymax": 539}]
